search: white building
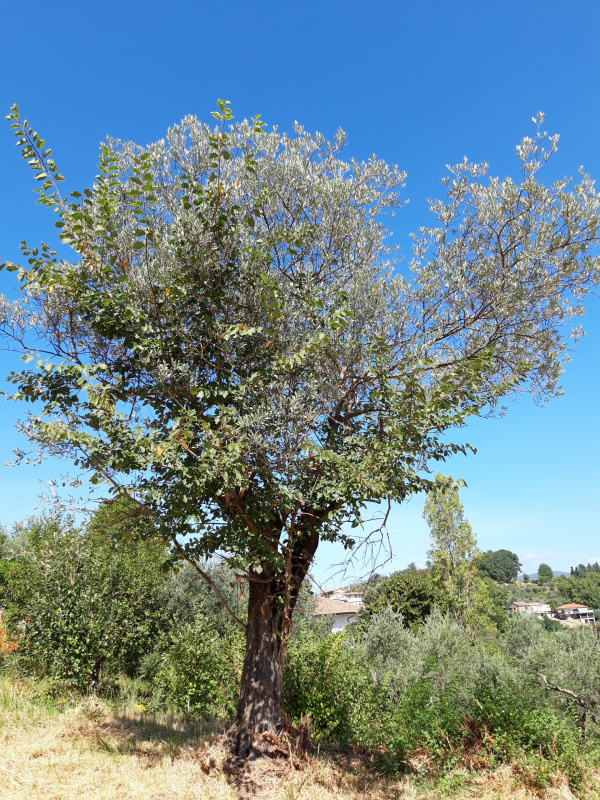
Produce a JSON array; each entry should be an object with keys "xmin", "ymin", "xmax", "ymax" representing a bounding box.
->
[
  {"xmin": 507, "ymin": 601, "xmax": 552, "ymax": 618},
  {"xmin": 507, "ymin": 601, "xmax": 596, "ymax": 627},
  {"xmin": 321, "ymin": 587, "xmax": 364, "ymax": 607},
  {"xmin": 314, "ymin": 592, "xmax": 364, "ymax": 631},
  {"xmin": 554, "ymin": 603, "xmax": 595, "ymax": 625}
]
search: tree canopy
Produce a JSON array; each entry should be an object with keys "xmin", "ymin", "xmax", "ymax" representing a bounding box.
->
[
  {"xmin": 477, "ymin": 549, "xmax": 521, "ymax": 582},
  {"xmin": 557, "ymin": 569, "xmax": 600, "ymax": 610},
  {"xmin": 362, "ymin": 569, "xmax": 443, "ymax": 629},
  {"xmin": 537, "ymin": 563, "xmax": 554, "ymax": 583},
  {"xmin": 2, "ymin": 103, "xmax": 600, "ymax": 753}
]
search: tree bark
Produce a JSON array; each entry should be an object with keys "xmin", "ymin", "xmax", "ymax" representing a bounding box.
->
[
  {"xmin": 90, "ymin": 654, "xmax": 106, "ymax": 695},
  {"xmin": 225, "ymin": 576, "xmax": 288, "ymax": 757},
  {"xmin": 225, "ymin": 527, "xmax": 319, "ymax": 757}
]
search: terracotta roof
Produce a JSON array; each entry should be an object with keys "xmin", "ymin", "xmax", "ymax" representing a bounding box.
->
[
  {"xmin": 314, "ymin": 597, "xmax": 360, "ymax": 616},
  {"xmin": 556, "ymin": 603, "xmax": 588, "ymax": 610}
]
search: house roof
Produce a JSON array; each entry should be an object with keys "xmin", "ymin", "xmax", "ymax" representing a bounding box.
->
[
  {"xmin": 509, "ymin": 601, "xmax": 548, "ymax": 607},
  {"xmin": 555, "ymin": 603, "xmax": 589, "ymax": 610},
  {"xmin": 314, "ymin": 597, "xmax": 360, "ymax": 616}
]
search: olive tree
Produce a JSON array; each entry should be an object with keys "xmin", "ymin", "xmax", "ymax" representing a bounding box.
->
[{"xmin": 1, "ymin": 103, "xmax": 599, "ymax": 755}]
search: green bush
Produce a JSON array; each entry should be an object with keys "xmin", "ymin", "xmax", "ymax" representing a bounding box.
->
[
  {"xmin": 346, "ymin": 609, "xmax": 597, "ymax": 787},
  {"xmin": 2, "ymin": 514, "xmax": 172, "ymax": 692},
  {"xmin": 361, "ymin": 569, "xmax": 444, "ymax": 630},
  {"xmin": 284, "ymin": 623, "xmax": 358, "ymax": 741},
  {"xmin": 156, "ymin": 616, "xmax": 243, "ymax": 718}
]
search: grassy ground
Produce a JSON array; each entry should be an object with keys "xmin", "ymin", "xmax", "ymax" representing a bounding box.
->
[{"xmin": 0, "ymin": 677, "xmax": 597, "ymax": 799}]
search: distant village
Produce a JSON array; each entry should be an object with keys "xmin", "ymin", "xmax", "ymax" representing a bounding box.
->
[
  {"xmin": 507, "ymin": 601, "xmax": 595, "ymax": 627},
  {"xmin": 314, "ymin": 586, "xmax": 597, "ymax": 631}
]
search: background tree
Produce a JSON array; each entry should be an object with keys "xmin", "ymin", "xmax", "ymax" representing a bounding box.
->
[
  {"xmin": 3, "ymin": 512, "xmax": 172, "ymax": 691},
  {"xmin": 537, "ymin": 563, "xmax": 554, "ymax": 584},
  {"xmin": 556, "ymin": 570, "xmax": 600, "ymax": 610},
  {"xmin": 477, "ymin": 549, "xmax": 521, "ymax": 582},
  {"xmin": 0, "ymin": 524, "xmax": 8, "ymax": 559},
  {"xmin": 2, "ymin": 104, "xmax": 600, "ymax": 754},
  {"xmin": 480, "ymin": 577, "xmax": 510, "ymax": 631},
  {"xmin": 0, "ymin": 524, "xmax": 11, "ymax": 613},
  {"xmin": 361, "ymin": 569, "xmax": 444, "ymax": 629},
  {"xmin": 570, "ymin": 563, "xmax": 600, "ymax": 578},
  {"xmin": 423, "ymin": 474, "xmax": 491, "ymax": 629}
]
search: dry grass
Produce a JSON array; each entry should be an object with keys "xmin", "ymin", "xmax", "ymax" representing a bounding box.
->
[{"xmin": 0, "ymin": 678, "xmax": 597, "ymax": 800}]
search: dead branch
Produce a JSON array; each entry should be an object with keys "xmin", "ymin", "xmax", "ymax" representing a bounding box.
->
[
  {"xmin": 172, "ymin": 537, "xmax": 247, "ymax": 633},
  {"xmin": 536, "ymin": 672, "xmax": 599, "ymax": 724}
]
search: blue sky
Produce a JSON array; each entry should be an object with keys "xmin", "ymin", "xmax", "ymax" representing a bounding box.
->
[{"xmin": 0, "ymin": 1, "xmax": 598, "ymax": 583}]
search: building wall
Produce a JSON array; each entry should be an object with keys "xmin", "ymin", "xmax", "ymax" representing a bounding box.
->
[{"xmin": 331, "ymin": 613, "xmax": 355, "ymax": 632}]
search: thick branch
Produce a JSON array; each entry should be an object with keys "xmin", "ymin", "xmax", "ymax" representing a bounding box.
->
[
  {"xmin": 172, "ymin": 537, "xmax": 247, "ymax": 633},
  {"xmin": 536, "ymin": 672, "xmax": 599, "ymax": 724}
]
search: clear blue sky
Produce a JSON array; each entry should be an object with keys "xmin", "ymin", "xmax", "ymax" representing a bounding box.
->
[{"xmin": 0, "ymin": 0, "xmax": 598, "ymax": 583}]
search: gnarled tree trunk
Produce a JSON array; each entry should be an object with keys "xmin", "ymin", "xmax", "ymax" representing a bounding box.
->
[
  {"xmin": 226, "ymin": 577, "xmax": 288, "ymax": 757},
  {"xmin": 226, "ymin": 530, "xmax": 318, "ymax": 758}
]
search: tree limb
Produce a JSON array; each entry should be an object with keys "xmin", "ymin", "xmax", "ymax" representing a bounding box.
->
[
  {"xmin": 536, "ymin": 672, "xmax": 599, "ymax": 723},
  {"xmin": 172, "ymin": 537, "xmax": 247, "ymax": 633}
]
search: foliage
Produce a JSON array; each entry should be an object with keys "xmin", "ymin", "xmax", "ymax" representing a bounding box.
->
[
  {"xmin": 0, "ymin": 506, "xmax": 258, "ymax": 695},
  {"xmin": 537, "ymin": 563, "xmax": 554, "ymax": 583},
  {"xmin": 480, "ymin": 577, "xmax": 510, "ymax": 631},
  {"xmin": 360, "ymin": 568, "xmax": 444, "ymax": 629},
  {"xmin": 571, "ymin": 562, "xmax": 600, "ymax": 577},
  {"xmin": 476, "ymin": 548, "xmax": 521, "ymax": 582},
  {"xmin": 0, "ymin": 525, "xmax": 11, "ymax": 609},
  {"xmin": 156, "ymin": 616, "xmax": 243, "ymax": 718},
  {"xmin": 284, "ymin": 609, "xmax": 600, "ymax": 789},
  {"xmin": 423, "ymin": 474, "xmax": 491, "ymax": 630},
  {"xmin": 3, "ymin": 103, "xmax": 600, "ymax": 735},
  {"xmin": 284, "ymin": 623, "xmax": 358, "ymax": 741},
  {"xmin": 556, "ymin": 567, "xmax": 600, "ymax": 610},
  {"xmin": 163, "ymin": 561, "xmax": 248, "ymax": 634},
  {"xmin": 2, "ymin": 106, "xmax": 599, "ymax": 604},
  {"xmin": 0, "ymin": 525, "xmax": 8, "ymax": 559},
  {"xmin": 0, "ymin": 617, "xmax": 17, "ymax": 657},
  {"xmin": 0, "ymin": 103, "xmax": 492, "ymax": 603},
  {"xmin": 2, "ymin": 514, "xmax": 172, "ymax": 691},
  {"xmin": 354, "ymin": 608, "xmax": 479, "ymax": 709},
  {"xmin": 2, "ymin": 519, "xmax": 600, "ymax": 793}
]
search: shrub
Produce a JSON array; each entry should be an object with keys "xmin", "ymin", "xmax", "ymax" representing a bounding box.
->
[
  {"xmin": 284, "ymin": 623, "xmax": 358, "ymax": 741},
  {"xmin": 156, "ymin": 616, "xmax": 243, "ymax": 718},
  {"xmin": 361, "ymin": 570, "xmax": 444, "ymax": 629},
  {"xmin": 3, "ymin": 515, "xmax": 172, "ymax": 691},
  {"xmin": 349, "ymin": 608, "xmax": 597, "ymax": 787}
]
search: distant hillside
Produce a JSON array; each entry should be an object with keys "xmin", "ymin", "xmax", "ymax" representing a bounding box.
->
[{"xmin": 518, "ymin": 571, "xmax": 569, "ymax": 581}]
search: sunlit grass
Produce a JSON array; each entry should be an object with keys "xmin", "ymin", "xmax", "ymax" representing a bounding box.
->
[
  {"xmin": 0, "ymin": 675, "xmax": 26, "ymax": 714},
  {"xmin": 0, "ymin": 676, "xmax": 596, "ymax": 799}
]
